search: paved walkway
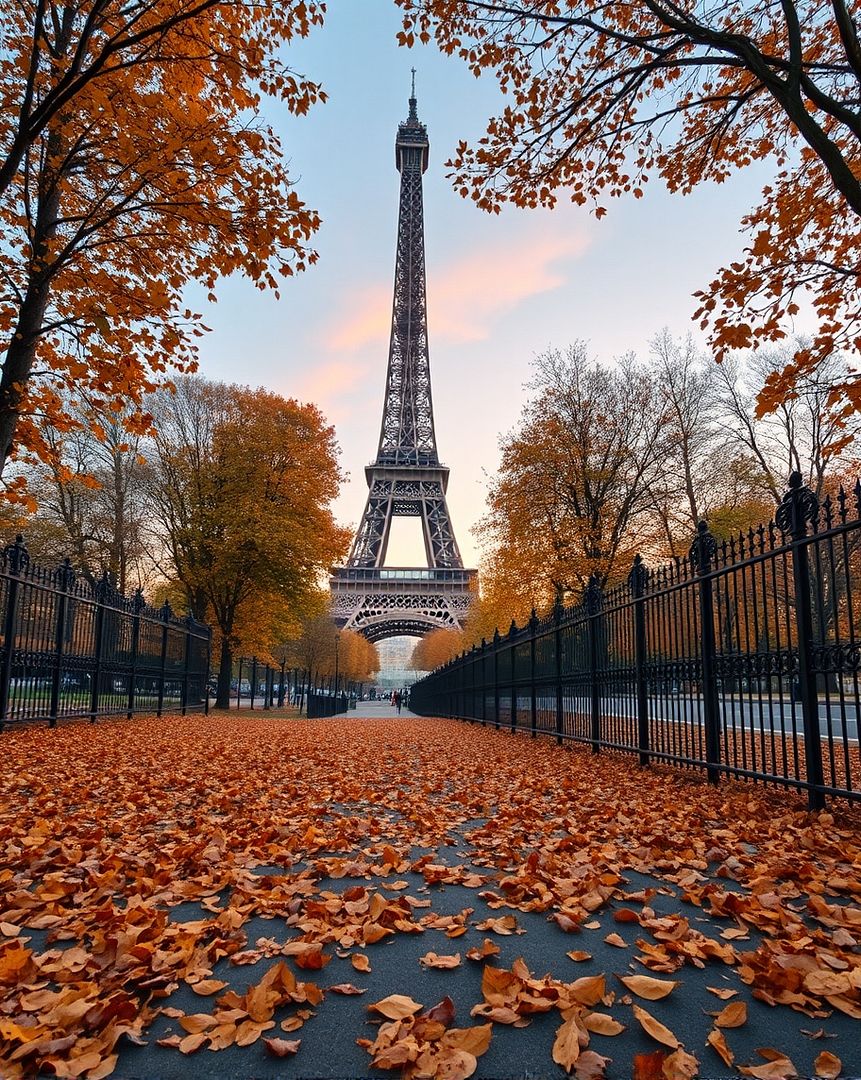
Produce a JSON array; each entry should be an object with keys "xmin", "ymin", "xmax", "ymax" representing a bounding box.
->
[
  {"xmin": 349, "ymin": 699, "xmax": 419, "ymax": 720},
  {"xmin": 1, "ymin": 714, "xmax": 859, "ymax": 1080}
]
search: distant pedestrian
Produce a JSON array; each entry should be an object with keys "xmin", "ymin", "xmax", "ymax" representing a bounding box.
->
[{"xmin": 394, "ymin": 690, "xmax": 402, "ymax": 714}]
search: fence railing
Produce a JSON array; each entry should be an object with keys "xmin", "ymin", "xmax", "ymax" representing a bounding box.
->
[
  {"xmin": 409, "ymin": 473, "xmax": 861, "ymax": 809},
  {"xmin": 222, "ymin": 657, "xmax": 362, "ymax": 714},
  {"xmin": 0, "ymin": 535, "xmax": 211, "ymax": 730}
]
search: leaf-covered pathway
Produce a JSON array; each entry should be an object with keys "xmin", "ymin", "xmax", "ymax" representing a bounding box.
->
[{"xmin": 1, "ymin": 713, "xmax": 859, "ymax": 1079}]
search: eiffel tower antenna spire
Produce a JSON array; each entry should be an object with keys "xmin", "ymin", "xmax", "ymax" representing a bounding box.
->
[{"xmin": 330, "ymin": 92, "xmax": 477, "ymax": 643}]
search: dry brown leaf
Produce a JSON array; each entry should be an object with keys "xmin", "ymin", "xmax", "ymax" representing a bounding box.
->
[
  {"xmin": 604, "ymin": 932, "xmax": 627, "ymax": 948},
  {"xmin": 293, "ymin": 948, "xmax": 330, "ymax": 970},
  {"xmin": 235, "ymin": 1019, "xmax": 274, "ymax": 1046},
  {"xmin": 617, "ymin": 975, "xmax": 679, "ymax": 1001},
  {"xmin": 631, "ymin": 1004, "xmax": 679, "ymax": 1049},
  {"xmin": 613, "ymin": 908, "xmax": 641, "ymax": 923},
  {"xmin": 350, "ymin": 953, "xmax": 371, "ymax": 973},
  {"xmin": 440, "ymin": 1023, "xmax": 492, "ymax": 1056},
  {"xmin": 633, "ymin": 1049, "xmax": 668, "ymax": 1080},
  {"xmin": 706, "ymin": 986, "xmax": 738, "ymax": 1000},
  {"xmin": 574, "ymin": 1049, "xmax": 612, "ymax": 1079},
  {"xmin": 469, "ymin": 1003, "xmax": 522, "ymax": 1024},
  {"xmin": 178, "ymin": 1014, "xmax": 218, "ymax": 1034},
  {"xmin": 420, "ymin": 951, "xmax": 462, "ymax": 969},
  {"xmin": 583, "ymin": 1011, "xmax": 625, "ymax": 1036},
  {"xmin": 567, "ymin": 974, "xmax": 606, "ymax": 1007},
  {"xmin": 466, "ymin": 938, "xmax": 501, "ymax": 961},
  {"xmin": 327, "ymin": 983, "xmax": 366, "ymax": 994},
  {"xmin": 738, "ymin": 1058, "xmax": 797, "ymax": 1079},
  {"xmin": 804, "ymin": 970, "xmax": 852, "ymax": 996},
  {"xmin": 190, "ymin": 978, "xmax": 227, "ymax": 995},
  {"xmin": 567, "ymin": 951, "xmax": 592, "ymax": 962},
  {"xmin": 178, "ymin": 1032, "xmax": 207, "ymax": 1054},
  {"xmin": 824, "ymin": 994, "xmax": 861, "ymax": 1018},
  {"xmin": 368, "ymin": 994, "xmax": 423, "ymax": 1020},
  {"xmin": 421, "ymin": 996, "xmax": 457, "ymax": 1028},
  {"xmin": 662, "ymin": 1048, "xmax": 699, "ymax": 1080},
  {"xmin": 474, "ymin": 915, "xmax": 521, "ymax": 935},
  {"xmin": 553, "ymin": 1014, "xmax": 588, "ymax": 1072},
  {"xmin": 263, "ymin": 1036, "xmax": 301, "ymax": 1058},
  {"xmin": 813, "ymin": 1050, "xmax": 842, "ymax": 1079},
  {"xmin": 707, "ymin": 1027, "xmax": 734, "ymax": 1067},
  {"xmin": 433, "ymin": 1048, "xmax": 478, "ymax": 1079},
  {"xmin": 714, "ymin": 1000, "xmax": 747, "ymax": 1028}
]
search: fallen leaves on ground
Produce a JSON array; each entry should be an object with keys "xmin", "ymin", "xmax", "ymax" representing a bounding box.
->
[
  {"xmin": 0, "ymin": 715, "xmax": 859, "ymax": 1078},
  {"xmin": 358, "ymin": 996, "xmax": 491, "ymax": 1078}
]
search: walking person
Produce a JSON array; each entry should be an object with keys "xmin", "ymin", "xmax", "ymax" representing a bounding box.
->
[{"xmin": 395, "ymin": 690, "xmax": 402, "ymax": 714}]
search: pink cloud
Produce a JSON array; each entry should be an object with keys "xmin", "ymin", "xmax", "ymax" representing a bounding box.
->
[
  {"xmin": 324, "ymin": 226, "xmax": 590, "ymax": 354},
  {"xmin": 293, "ymin": 359, "xmax": 372, "ymax": 419}
]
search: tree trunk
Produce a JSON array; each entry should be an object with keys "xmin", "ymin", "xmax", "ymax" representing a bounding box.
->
[
  {"xmin": 216, "ymin": 636, "xmax": 233, "ymax": 709},
  {"xmin": 0, "ymin": 118, "xmax": 63, "ymax": 476}
]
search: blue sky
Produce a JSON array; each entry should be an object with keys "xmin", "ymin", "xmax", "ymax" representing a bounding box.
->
[{"xmin": 191, "ymin": 1, "xmax": 776, "ymax": 569}]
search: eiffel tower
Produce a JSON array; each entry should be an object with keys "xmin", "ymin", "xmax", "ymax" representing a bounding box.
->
[{"xmin": 330, "ymin": 77, "xmax": 477, "ymax": 643}]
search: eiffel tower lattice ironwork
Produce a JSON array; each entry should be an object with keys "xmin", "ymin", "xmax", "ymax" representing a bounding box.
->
[{"xmin": 330, "ymin": 79, "xmax": 477, "ymax": 643}]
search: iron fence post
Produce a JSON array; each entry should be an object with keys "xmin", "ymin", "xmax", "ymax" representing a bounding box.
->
[
  {"xmin": 776, "ymin": 473, "xmax": 826, "ymax": 809},
  {"xmin": 250, "ymin": 657, "xmax": 257, "ymax": 710},
  {"xmin": 586, "ymin": 574, "xmax": 603, "ymax": 753},
  {"xmin": 49, "ymin": 558, "xmax": 75, "ymax": 727},
  {"xmin": 279, "ymin": 661, "xmax": 286, "ymax": 707},
  {"xmin": 691, "ymin": 522, "xmax": 721, "ymax": 784},
  {"xmin": 480, "ymin": 638, "xmax": 488, "ymax": 725},
  {"xmin": 156, "ymin": 600, "xmax": 171, "ymax": 718},
  {"xmin": 236, "ymin": 657, "xmax": 243, "ymax": 710},
  {"xmin": 509, "ymin": 620, "xmax": 517, "ymax": 731},
  {"xmin": 529, "ymin": 609, "xmax": 538, "ymax": 737},
  {"xmin": 90, "ymin": 572, "xmax": 111, "ymax": 723},
  {"xmin": 180, "ymin": 614, "xmax": 193, "ymax": 715},
  {"xmin": 204, "ymin": 627, "xmax": 211, "ymax": 716},
  {"xmin": 493, "ymin": 628, "xmax": 501, "ymax": 729},
  {"xmin": 469, "ymin": 646, "xmax": 476, "ymax": 722},
  {"xmin": 126, "ymin": 588, "xmax": 144, "ymax": 721},
  {"xmin": 554, "ymin": 595, "xmax": 564, "ymax": 745},
  {"xmin": 0, "ymin": 536, "xmax": 29, "ymax": 730},
  {"xmin": 629, "ymin": 555, "xmax": 650, "ymax": 766}
]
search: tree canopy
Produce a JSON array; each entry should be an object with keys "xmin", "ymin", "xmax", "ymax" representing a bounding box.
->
[
  {"xmin": 398, "ymin": 0, "xmax": 861, "ymax": 411},
  {"xmin": 0, "ymin": 0, "xmax": 324, "ymax": 503},
  {"xmin": 147, "ymin": 377, "xmax": 349, "ymax": 707}
]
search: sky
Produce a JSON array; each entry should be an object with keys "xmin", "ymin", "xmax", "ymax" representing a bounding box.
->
[{"xmin": 191, "ymin": 0, "xmax": 776, "ymax": 571}]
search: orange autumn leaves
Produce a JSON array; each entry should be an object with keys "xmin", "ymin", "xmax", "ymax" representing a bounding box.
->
[
  {"xmin": 0, "ymin": 1, "xmax": 325, "ymax": 493},
  {"xmin": 0, "ymin": 714, "xmax": 859, "ymax": 1079},
  {"xmin": 397, "ymin": 0, "xmax": 861, "ymax": 417}
]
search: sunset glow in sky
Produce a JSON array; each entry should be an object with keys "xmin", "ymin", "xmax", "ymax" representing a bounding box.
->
[{"xmin": 192, "ymin": 2, "xmax": 775, "ymax": 571}]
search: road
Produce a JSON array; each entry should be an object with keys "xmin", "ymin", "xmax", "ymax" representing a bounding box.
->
[{"xmin": 496, "ymin": 693, "xmax": 860, "ymax": 741}]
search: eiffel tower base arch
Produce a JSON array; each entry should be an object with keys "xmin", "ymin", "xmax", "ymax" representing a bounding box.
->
[{"xmin": 329, "ymin": 568, "xmax": 475, "ymax": 643}]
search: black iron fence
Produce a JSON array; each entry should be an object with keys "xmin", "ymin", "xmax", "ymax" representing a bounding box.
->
[
  {"xmin": 410, "ymin": 474, "xmax": 861, "ymax": 809},
  {"xmin": 224, "ymin": 657, "xmax": 360, "ymax": 714},
  {"xmin": 0, "ymin": 535, "xmax": 211, "ymax": 729}
]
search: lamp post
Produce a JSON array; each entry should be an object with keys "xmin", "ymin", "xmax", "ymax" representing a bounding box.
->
[{"xmin": 334, "ymin": 631, "xmax": 340, "ymax": 698}]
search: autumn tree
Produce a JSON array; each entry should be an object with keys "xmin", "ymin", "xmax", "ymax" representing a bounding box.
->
[
  {"xmin": 338, "ymin": 630, "xmax": 381, "ymax": 686},
  {"xmin": 714, "ymin": 343, "xmax": 861, "ymax": 503},
  {"xmin": 478, "ymin": 344, "xmax": 668, "ymax": 607},
  {"xmin": 5, "ymin": 397, "xmax": 150, "ymax": 589},
  {"xmin": 147, "ymin": 377, "xmax": 348, "ymax": 708},
  {"xmin": 0, "ymin": 0, "xmax": 324, "ymax": 503},
  {"xmin": 398, "ymin": 0, "xmax": 861, "ymax": 411},
  {"xmin": 410, "ymin": 628, "xmax": 464, "ymax": 671}
]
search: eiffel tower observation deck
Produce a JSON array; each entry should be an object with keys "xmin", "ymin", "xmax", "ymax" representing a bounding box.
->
[{"xmin": 330, "ymin": 77, "xmax": 477, "ymax": 643}]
